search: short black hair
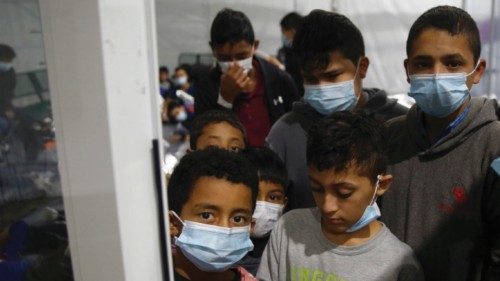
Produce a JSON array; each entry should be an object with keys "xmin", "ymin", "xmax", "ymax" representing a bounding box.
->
[
  {"xmin": 307, "ymin": 111, "xmax": 387, "ymax": 184},
  {"xmin": 242, "ymin": 147, "xmax": 288, "ymax": 192},
  {"xmin": 0, "ymin": 44, "xmax": 16, "ymax": 62},
  {"xmin": 210, "ymin": 8, "xmax": 255, "ymax": 46},
  {"xmin": 159, "ymin": 66, "xmax": 169, "ymax": 73},
  {"xmin": 167, "ymin": 99, "xmax": 184, "ymax": 120},
  {"xmin": 280, "ymin": 12, "xmax": 303, "ymax": 31},
  {"xmin": 190, "ymin": 110, "xmax": 247, "ymax": 150},
  {"xmin": 293, "ymin": 10, "xmax": 365, "ymax": 73},
  {"xmin": 167, "ymin": 148, "xmax": 259, "ymax": 214},
  {"xmin": 407, "ymin": 5, "xmax": 481, "ymax": 63},
  {"xmin": 175, "ymin": 64, "xmax": 192, "ymax": 78}
]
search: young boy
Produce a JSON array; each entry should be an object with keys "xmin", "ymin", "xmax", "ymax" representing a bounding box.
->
[
  {"xmin": 190, "ymin": 109, "xmax": 247, "ymax": 152},
  {"xmin": 195, "ymin": 8, "xmax": 299, "ymax": 147},
  {"xmin": 257, "ymin": 112, "xmax": 423, "ymax": 281},
  {"xmin": 381, "ymin": 6, "xmax": 500, "ymax": 281},
  {"xmin": 168, "ymin": 148, "xmax": 259, "ymax": 280},
  {"xmin": 237, "ymin": 147, "xmax": 288, "ymax": 275},
  {"xmin": 266, "ymin": 10, "xmax": 408, "ymax": 210}
]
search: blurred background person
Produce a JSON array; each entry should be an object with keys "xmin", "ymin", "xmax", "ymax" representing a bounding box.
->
[{"xmin": 277, "ymin": 12, "xmax": 304, "ymax": 96}]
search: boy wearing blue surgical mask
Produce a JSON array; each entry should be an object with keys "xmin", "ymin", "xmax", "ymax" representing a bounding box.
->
[
  {"xmin": 236, "ymin": 147, "xmax": 289, "ymax": 275},
  {"xmin": 257, "ymin": 112, "xmax": 423, "ymax": 281},
  {"xmin": 381, "ymin": 6, "xmax": 500, "ymax": 281},
  {"xmin": 266, "ymin": 10, "xmax": 408, "ymax": 210},
  {"xmin": 168, "ymin": 148, "xmax": 259, "ymax": 281},
  {"xmin": 195, "ymin": 8, "xmax": 299, "ymax": 147}
]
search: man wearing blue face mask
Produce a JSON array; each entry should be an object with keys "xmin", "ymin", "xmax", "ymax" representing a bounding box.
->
[
  {"xmin": 381, "ymin": 6, "xmax": 500, "ymax": 281},
  {"xmin": 266, "ymin": 10, "xmax": 408, "ymax": 210},
  {"xmin": 195, "ymin": 8, "xmax": 299, "ymax": 147}
]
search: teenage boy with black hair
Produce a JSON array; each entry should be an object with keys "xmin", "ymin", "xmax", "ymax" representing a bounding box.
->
[
  {"xmin": 257, "ymin": 112, "xmax": 423, "ymax": 281},
  {"xmin": 236, "ymin": 147, "xmax": 288, "ymax": 275},
  {"xmin": 381, "ymin": 6, "xmax": 500, "ymax": 281},
  {"xmin": 266, "ymin": 10, "xmax": 408, "ymax": 210},
  {"xmin": 168, "ymin": 148, "xmax": 259, "ymax": 281},
  {"xmin": 195, "ymin": 8, "xmax": 300, "ymax": 147},
  {"xmin": 190, "ymin": 109, "xmax": 247, "ymax": 152}
]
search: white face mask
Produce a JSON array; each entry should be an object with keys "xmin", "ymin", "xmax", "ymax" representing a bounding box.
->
[
  {"xmin": 251, "ymin": 201, "xmax": 284, "ymax": 238},
  {"xmin": 218, "ymin": 56, "xmax": 253, "ymax": 74}
]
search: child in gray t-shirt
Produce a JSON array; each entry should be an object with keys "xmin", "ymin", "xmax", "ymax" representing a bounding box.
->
[{"xmin": 257, "ymin": 111, "xmax": 424, "ymax": 281}]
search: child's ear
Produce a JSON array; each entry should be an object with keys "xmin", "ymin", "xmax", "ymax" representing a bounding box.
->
[
  {"xmin": 472, "ymin": 59, "xmax": 487, "ymax": 84},
  {"xmin": 358, "ymin": 56, "xmax": 370, "ymax": 79},
  {"xmin": 376, "ymin": 174, "xmax": 393, "ymax": 196},
  {"xmin": 169, "ymin": 211, "xmax": 182, "ymax": 237},
  {"xmin": 253, "ymin": 40, "xmax": 260, "ymax": 51},
  {"xmin": 404, "ymin": 59, "xmax": 410, "ymax": 83},
  {"xmin": 250, "ymin": 218, "xmax": 256, "ymax": 234},
  {"xmin": 283, "ymin": 196, "xmax": 288, "ymax": 208}
]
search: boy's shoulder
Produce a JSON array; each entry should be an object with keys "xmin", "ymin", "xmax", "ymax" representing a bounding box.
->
[
  {"xmin": 277, "ymin": 208, "xmax": 319, "ymax": 231},
  {"xmin": 378, "ymin": 224, "xmax": 416, "ymax": 257}
]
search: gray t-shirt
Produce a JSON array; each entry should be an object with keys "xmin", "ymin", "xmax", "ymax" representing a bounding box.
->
[{"xmin": 257, "ymin": 208, "xmax": 424, "ymax": 281}]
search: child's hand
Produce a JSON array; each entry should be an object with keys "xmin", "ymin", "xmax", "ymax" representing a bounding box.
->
[{"xmin": 220, "ymin": 63, "xmax": 255, "ymax": 103}]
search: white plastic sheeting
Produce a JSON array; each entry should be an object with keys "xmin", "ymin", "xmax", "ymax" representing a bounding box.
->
[
  {"xmin": 0, "ymin": 0, "xmax": 46, "ymax": 72},
  {"xmin": 156, "ymin": 0, "xmax": 499, "ymax": 100}
]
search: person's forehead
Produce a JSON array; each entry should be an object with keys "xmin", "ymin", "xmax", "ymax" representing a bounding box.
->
[
  {"xmin": 325, "ymin": 51, "xmax": 356, "ymax": 69},
  {"xmin": 408, "ymin": 28, "xmax": 474, "ymax": 60},
  {"xmin": 175, "ymin": 69, "xmax": 187, "ymax": 75},
  {"xmin": 186, "ymin": 177, "xmax": 253, "ymax": 209},
  {"xmin": 308, "ymin": 164, "xmax": 371, "ymax": 186},
  {"xmin": 259, "ymin": 180, "xmax": 285, "ymax": 193},
  {"xmin": 212, "ymin": 40, "xmax": 253, "ymax": 54},
  {"xmin": 306, "ymin": 51, "xmax": 356, "ymax": 75},
  {"xmin": 202, "ymin": 122, "xmax": 243, "ymax": 137}
]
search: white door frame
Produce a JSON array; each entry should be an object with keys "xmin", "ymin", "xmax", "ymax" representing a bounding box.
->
[{"xmin": 38, "ymin": 0, "xmax": 172, "ymax": 280}]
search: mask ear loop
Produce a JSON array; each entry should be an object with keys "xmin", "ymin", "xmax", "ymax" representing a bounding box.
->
[
  {"xmin": 369, "ymin": 175, "xmax": 382, "ymax": 205},
  {"xmin": 466, "ymin": 59, "xmax": 482, "ymax": 77},
  {"xmin": 352, "ymin": 58, "xmax": 364, "ymax": 103},
  {"xmin": 169, "ymin": 210, "xmax": 185, "ymax": 226}
]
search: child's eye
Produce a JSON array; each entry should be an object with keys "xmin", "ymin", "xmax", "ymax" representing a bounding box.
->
[
  {"xmin": 337, "ymin": 191, "xmax": 353, "ymax": 199},
  {"xmin": 199, "ymin": 212, "xmax": 214, "ymax": 221},
  {"xmin": 446, "ymin": 60, "xmax": 462, "ymax": 69},
  {"xmin": 231, "ymin": 215, "xmax": 247, "ymax": 225},
  {"xmin": 268, "ymin": 194, "xmax": 283, "ymax": 202},
  {"xmin": 414, "ymin": 62, "xmax": 430, "ymax": 69},
  {"xmin": 229, "ymin": 146, "xmax": 242, "ymax": 153}
]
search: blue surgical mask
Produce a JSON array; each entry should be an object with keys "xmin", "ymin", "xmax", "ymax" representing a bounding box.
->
[
  {"xmin": 281, "ymin": 35, "xmax": 292, "ymax": 48},
  {"xmin": 175, "ymin": 111, "xmax": 187, "ymax": 122},
  {"xmin": 174, "ymin": 76, "xmax": 188, "ymax": 87},
  {"xmin": 346, "ymin": 175, "xmax": 382, "ymax": 233},
  {"xmin": 304, "ymin": 80, "xmax": 358, "ymax": 116},
  {"xmin": 304, "ymin": 63, "xmax": 360, "ymax": 116},
  {"xmin": 170, "ymin": 211, "xmax": 254, "ymax": 272},
  {"xmin": 408, "ymin": 63, "xmax": 479, "ymax": 118},
  {"xmin": 0, "ymin": 62, "xmax": 13, "ymax": 72}
]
